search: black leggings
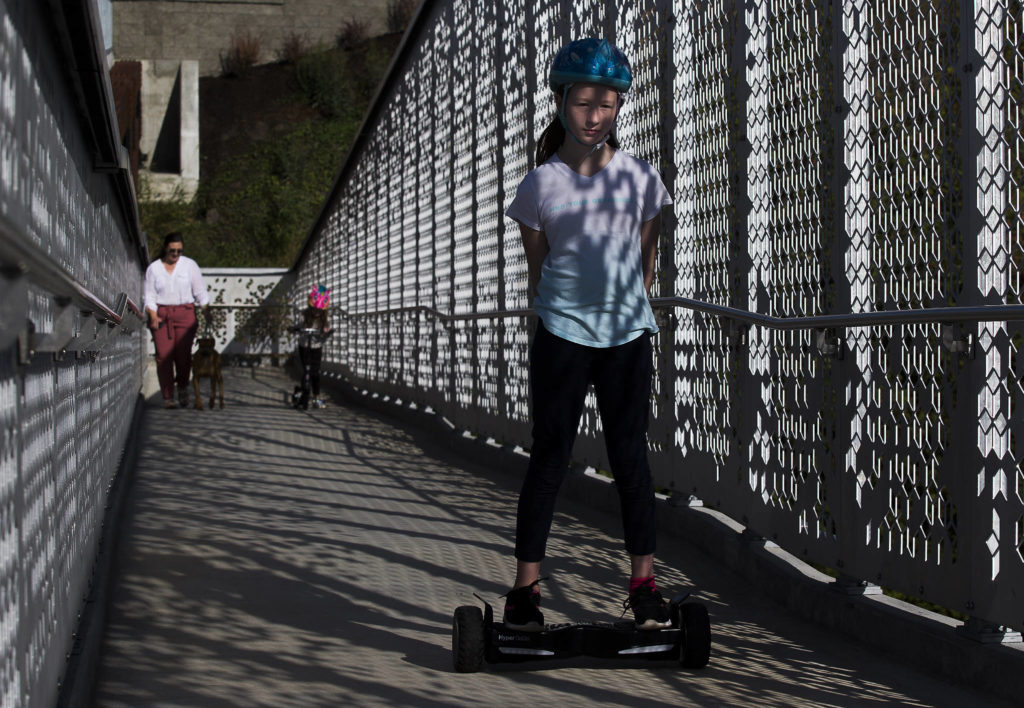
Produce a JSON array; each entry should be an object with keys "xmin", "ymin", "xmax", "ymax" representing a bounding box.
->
[
  {"xmin": 298, "ymin": 346, "xmax": 322, "ymax": 396},
  {"xmin": 515, "ymin": 322, "xmax": 657, "ymax": 562}
]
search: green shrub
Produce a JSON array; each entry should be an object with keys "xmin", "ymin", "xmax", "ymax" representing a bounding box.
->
[
  {"xmin": 296, "ymin": 48, "xmax": 357, "ymax": 119},
  {"xmin": 277, "ymin": 32, "xmax": 310, "ymax": 65},
  {"xmin": 138, "ymin": 176, "xmax": 193, "ymax": 261},
  {"xmin": 138, "ymin": 38, "xmax": 395, "ymax": 268},
  {"xmin": 337, "ymin": 16, "xmax": 369, "ymax": 50},
  {"xmin": 187, "ymin": 117, "xmax": 360, "ymax": 267},
  {"xmin": 386, "ymin": 0, "xmax": 417, "ymax": 34},
  {"xmin": 220, "ymin": 31, "xmax": 262, "ymax": 76},
  {"xmin": 354, "ymin": 44, "xmax": 393, "ymax": 101}
]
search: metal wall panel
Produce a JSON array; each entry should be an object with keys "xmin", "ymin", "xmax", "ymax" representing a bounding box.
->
[
  {"xmin": 293, "ymin": 0, "xmax": 1024, "ymax": 634},
  {"xmin": 0, "ymin": 2, "xmax": 147, "ymax": 706}
]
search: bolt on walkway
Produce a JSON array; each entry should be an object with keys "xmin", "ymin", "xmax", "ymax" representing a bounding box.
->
[{"xmin": 94, "ymin": 368, "xmax": 1012, "ymax": 707}]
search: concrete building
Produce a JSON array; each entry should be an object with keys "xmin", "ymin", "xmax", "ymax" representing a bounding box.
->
[
  {"xmin": 110, "ymin": 0, "xmax": 397, "ymax": 200},
  {"xmin": 112, "ymin": 0, "xmax": 395, "ymax": 77},
  {"xmin": 98, "ymin": 0, "xmax": 114, "ymax": 64},
  {"xmin": 142, "ymin": 59, "xmax": 200, "ymax": 199}
]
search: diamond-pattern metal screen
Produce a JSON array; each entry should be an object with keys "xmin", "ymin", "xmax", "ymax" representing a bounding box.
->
[{"xmin": 294, "ymin": 0, "xmax": 1024, "ymax": 633}]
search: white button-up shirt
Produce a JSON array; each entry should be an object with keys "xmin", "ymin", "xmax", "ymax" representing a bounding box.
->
[{"xmin": 143, "ymin": 255, "xmax": 211, "ymax": 313}]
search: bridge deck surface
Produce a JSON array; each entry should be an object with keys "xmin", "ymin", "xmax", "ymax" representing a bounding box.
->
[{"xmin": 94, "ymin": 368, "xmax": 1011, "ymax": 707}]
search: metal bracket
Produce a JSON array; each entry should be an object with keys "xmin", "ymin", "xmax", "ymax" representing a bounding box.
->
[
  {"xmin": 740, "ymin": 528, "xmax": 779, "ymax": 549},
  {"xmin": 956, "ymin": 617, "xmax": 1023, "ymax": 644},
  {"xmin": 815, "ymin": 328, "xmax": 843, "ymax": 359},
  {"xmin": 16, "ymin": 319, "xmax": 33, "ymax": 365},
  {"xmin": 668, "ymin": 492, "xmax": 703, "ymax": 508},
  {"xmin": 831, "ymin": 574, "xmax": 882, "ymax": 596},
  {"xmin": 941, "ymin": 322, "xmax": 975, "ymax": 358},
  {"xmin": 723, "ymin": 318, "xmax": 749, "ymax": 346},
  {"xmin": 90, "ymin": 319, "xmax": 118, "ymax": 353},
  {"xmin": 654, "ymin": 309, "xmax": 678, "ymax": 332},
  {"xmin": 61, "ymin": 310, "xmax": 105, "ymax": 353},
  {"xmin": 30, "ymin": 297, "xmax": 77, "ymax": 354}
]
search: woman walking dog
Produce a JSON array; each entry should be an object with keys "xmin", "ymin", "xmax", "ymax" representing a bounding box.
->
[
  {"xmin": 144, "ymin": 232, "xmax": 211, "ymax": 408},
  {"xmin": 503, "ymin": 38, "xmax": 673, "ymax": 631}
]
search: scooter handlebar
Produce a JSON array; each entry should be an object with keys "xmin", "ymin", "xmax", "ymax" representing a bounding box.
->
[{"xmin": 289, "ymin": 327, "xmax": 333, "ymax": 343}]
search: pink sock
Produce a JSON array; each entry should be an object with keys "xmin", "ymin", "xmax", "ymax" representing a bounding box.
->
[{"xmin": 629, "ymin": 576, "xmax": 656, "ymax": 593}]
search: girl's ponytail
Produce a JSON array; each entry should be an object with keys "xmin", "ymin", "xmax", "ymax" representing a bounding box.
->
[{"xmin": 535, "ymin": 117, "xmax": 564, "ymax": 165}]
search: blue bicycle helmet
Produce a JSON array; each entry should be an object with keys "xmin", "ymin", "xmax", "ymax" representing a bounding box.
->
[{"xmin": 548, "ymin": 38, "xmax": 632, "ymax": 93}]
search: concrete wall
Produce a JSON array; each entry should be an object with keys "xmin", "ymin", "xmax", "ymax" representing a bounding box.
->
[
  {"xmin": 203, "ymin": 267, "xmax": 292, "ymax": 359},
  {"xmin": 140, "ymin": 59, "xmax": 200, "ymax": 199},
  {"xmin": 113, "ymin": 0, "xmax": 395, "ymax": 76}
]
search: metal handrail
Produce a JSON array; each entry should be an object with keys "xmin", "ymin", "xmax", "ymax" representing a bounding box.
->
[
  {"xmin": 648, "ymin": 297, "xmax": 1024, "ymax": 329},
  {"xmin": 330, "ymin": 298, "xmax": 1024, "ymax": 329},
  {"xmin": 335, "ymin": 305, "xmax": 534, "ymax": 322},
  {"xmin": 0, "ymin": 213, "xmax": 145, "ymax": 328},
  {"xmin": 126, "ymin": 297, "xmax": 145, "ymax": 321}
]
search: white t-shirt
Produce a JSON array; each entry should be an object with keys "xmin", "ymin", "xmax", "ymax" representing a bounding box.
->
[
  {"xmin": 143, "ymin": 255, "xmax": 211, "ymax": 313},
  {"xmin": 505, "ymin": 150, "xmax": 671, "ymax": 347}
]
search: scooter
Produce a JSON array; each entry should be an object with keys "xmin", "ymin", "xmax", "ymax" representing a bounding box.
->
[
  {"xmin": 289, "ymin": 327, "xmax": 331, "ymax": 410},
  {"xmin": 451, "ymin": 590, "xmax": 711, "ymax": 673}
]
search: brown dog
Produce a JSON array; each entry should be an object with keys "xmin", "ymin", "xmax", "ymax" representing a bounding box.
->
[{"xmin": 192, "ymin": 337, "xmax": 223, "ymax": 410}]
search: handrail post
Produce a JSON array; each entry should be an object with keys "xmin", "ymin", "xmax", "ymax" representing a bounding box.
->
[
  {"xmin": 956, "ymin": 617, "xmax": 1023, "ymax": 645},
  {"xmin": 727, "ymin": 0, "xmax": 753, "ymax": 527},
  {"xmin": 827, "ymin": 0, "xmax": 854, "ymax": 592},
  {"xmin": 831, "ymin": 573, "xmax": 882, "ymax": 596},
  {"xmin": 951, "ymin": 0, "xmax": 989, "ymax": 637},
  {"xmin": 0, "ymin": 266, "xmax": 29, "ymax": 353}
]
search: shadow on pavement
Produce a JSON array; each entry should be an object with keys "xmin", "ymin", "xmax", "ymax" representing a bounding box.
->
[{"xmin": 96, "ymin": 368, "xmax": 1014, "ymax": 707}]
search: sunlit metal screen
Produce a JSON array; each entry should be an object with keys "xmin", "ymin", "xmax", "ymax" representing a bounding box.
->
[
  {"xmin": 294, "ymin": 0, "xmax": 1024, "ymax": 633},
  {"xmin": 0, "ymin": 3, "xmax": 147, "ymax": 706}
]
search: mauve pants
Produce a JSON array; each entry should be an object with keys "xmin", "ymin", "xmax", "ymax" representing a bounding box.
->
[
  {"xmin": 515, "ymin": 322, "xmax": 657, "ymax": 562},
  {"xmin": 151, "ymin": 304, "xmax": 198, "ymax": 399}
]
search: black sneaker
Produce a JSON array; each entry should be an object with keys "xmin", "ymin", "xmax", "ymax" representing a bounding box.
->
[
  {"xmin": 503, "ymin": 579, "xmax": 544, "ymax": 631},
  {"xmin": 623, "ymin": 579, "xmax": 671, "ymax": 630}
]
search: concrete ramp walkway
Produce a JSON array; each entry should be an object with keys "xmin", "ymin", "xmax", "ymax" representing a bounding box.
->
[{"xmin": 94, "ymin": 368, "xmax": 1014, "ymax": 707}]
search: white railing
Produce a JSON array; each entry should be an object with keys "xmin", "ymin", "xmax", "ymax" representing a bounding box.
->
[
  {"xmin": 291, "ymin": 0, "xmax": 1024, "ymax": 639},
  {"xmin": 201, "ymin": 268, "xmax": 291, "ymax": 363}
]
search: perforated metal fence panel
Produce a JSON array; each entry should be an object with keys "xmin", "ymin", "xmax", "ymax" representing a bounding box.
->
[
  {"xmin": 0, "ymin": 2, "xmax": 147, "ymax": 706},
  {"xmin": 293, "ymin": 0, "xmax": 1024, "ymax": 633},
  {"xmin": 201, "ymin": 268, "xmax": 291, "ymax": 362}
]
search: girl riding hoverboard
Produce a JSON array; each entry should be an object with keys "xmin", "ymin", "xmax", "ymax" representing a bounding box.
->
[{"xmin": 503, "ymin": 38, "xmax": 673, "ymax": 631}]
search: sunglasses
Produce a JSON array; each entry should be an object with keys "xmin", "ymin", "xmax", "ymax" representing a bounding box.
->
[{"xmin": 166, "ymin": 248, "xmax": 183, "ymax": 254}]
